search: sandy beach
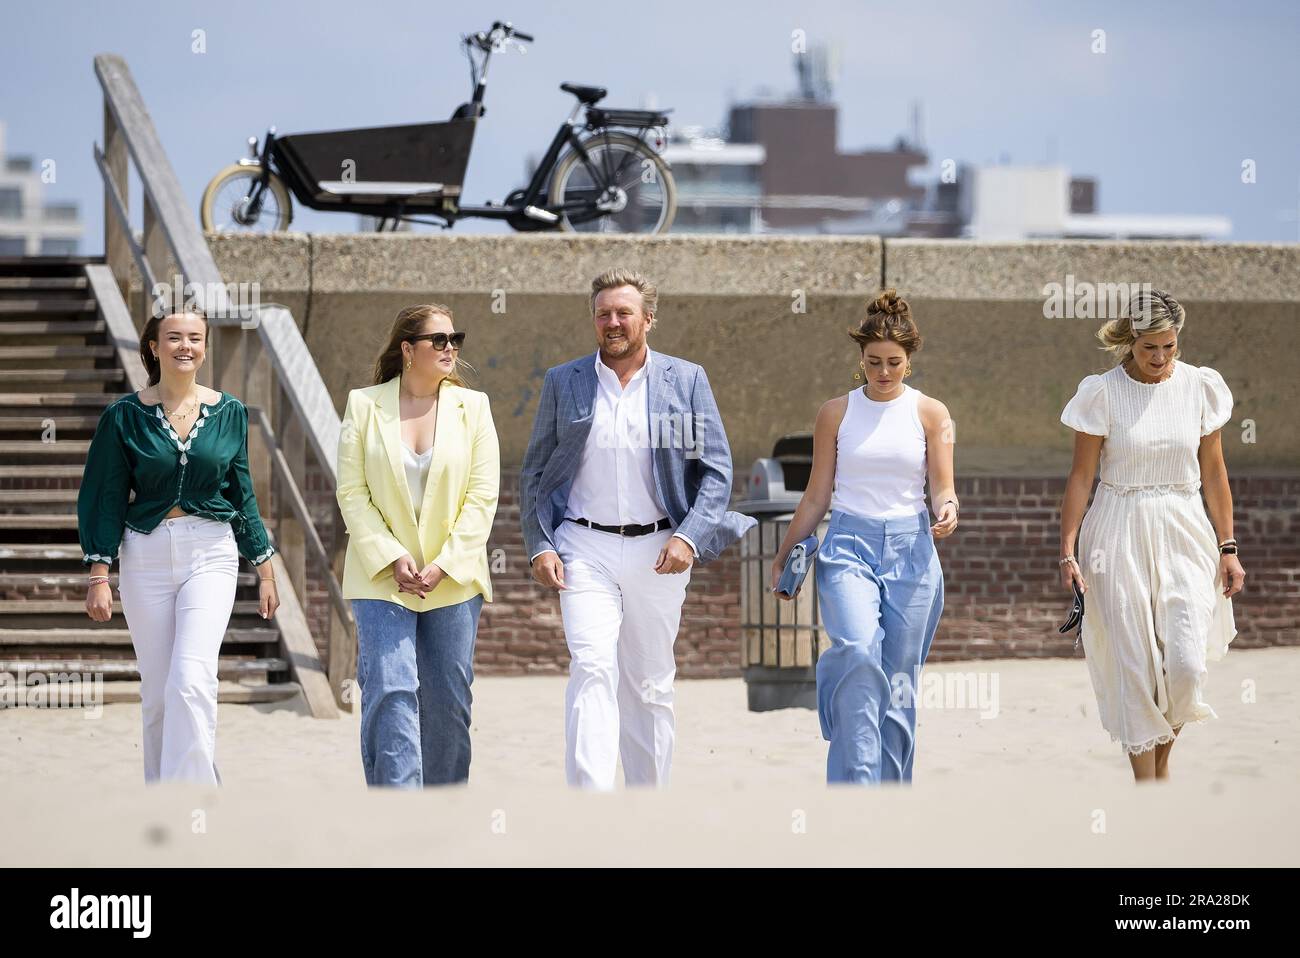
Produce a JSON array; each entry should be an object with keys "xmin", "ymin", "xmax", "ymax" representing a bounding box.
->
[{"xmin": 2, "ymin": 647, "xmax": 1297, "ymax": 867}]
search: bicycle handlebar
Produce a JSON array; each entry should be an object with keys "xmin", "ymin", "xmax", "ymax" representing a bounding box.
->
[
  {"xmin": 487, "ymin": 21, "xmax": 533, "ymax": 43},
  {"xmin": 462, "ymin": 22, "xmax": 534, "ymax": 55}
]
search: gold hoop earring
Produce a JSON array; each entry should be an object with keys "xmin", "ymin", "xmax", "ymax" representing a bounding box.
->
[
  {"xmin": 855, "ymin": 361, "xmax": 864, "ymax": 381},
  {"xmin": 904, "ymin": 363, "xmax": 913, "ymax": 378}
]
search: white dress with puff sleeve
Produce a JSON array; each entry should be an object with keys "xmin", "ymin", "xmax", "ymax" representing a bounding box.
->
[{"xmin": 1060, "ymin": 361, "xmax": 1237, "ymax": 755}]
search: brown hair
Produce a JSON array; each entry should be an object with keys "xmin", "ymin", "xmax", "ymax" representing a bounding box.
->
[
  {"xmin": 849, "ymin": 287, "xmax": 923, "ymax": 355},
  {"xmin": 370, "ymin": 304, "xmax": 474, "ymax": 387},
  {"xmin": 590, "ymin": 268, "xmax": 658, "ymax": 319},
  {"xmin": 139, "ymin": 309, "xmax": 209, "ymax": 387},
  {"xmin": 1096, "ymin": 287, "xmax": 1184, "ymax": 366}
]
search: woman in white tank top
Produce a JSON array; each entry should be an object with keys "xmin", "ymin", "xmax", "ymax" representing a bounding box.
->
[{"xmin": 773, "ymin": 288, "xmax": 958, "ymax": 785}]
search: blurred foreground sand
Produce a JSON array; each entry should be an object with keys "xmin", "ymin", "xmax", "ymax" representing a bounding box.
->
[{"xmin": 2, "ymin": 648, "xmax": 1296, "ymax": 866}]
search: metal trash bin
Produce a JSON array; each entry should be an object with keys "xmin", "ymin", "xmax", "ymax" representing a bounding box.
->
[{"xmin": 735, "ymin": 433, "xmax": 829, "ymax": 712}]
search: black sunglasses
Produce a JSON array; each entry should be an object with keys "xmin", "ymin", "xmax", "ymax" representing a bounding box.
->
[{"xmin": 407, "ymin": 331, "xmax": 467, "ymax": 351}]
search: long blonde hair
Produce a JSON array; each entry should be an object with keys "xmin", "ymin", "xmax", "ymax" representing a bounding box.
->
[{"xmin": 370, "ymin": 304, "xmax": 475, "ymax": 387}]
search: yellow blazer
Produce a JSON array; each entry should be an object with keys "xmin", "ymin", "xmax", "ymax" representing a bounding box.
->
[{"xmin": 337, "ymin": 375, "xmax": 499, "ymax": 610}]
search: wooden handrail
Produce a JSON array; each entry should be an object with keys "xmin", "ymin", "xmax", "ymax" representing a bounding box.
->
[
  {"xmin": 93, "ymin": 53, "xmax": 230, "ymax": 319},
  {"xmin": 250, "ymin": 405, "xmax": 351, "ymax": 629}
]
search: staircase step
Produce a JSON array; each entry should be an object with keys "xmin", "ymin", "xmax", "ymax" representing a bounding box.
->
[
  {"xmin": 0, "ymin": 441, "xmax": 91, "ymax": 456},
  {"xmin": 0, "ymin": 570, "xmax": 259, "ymax": 587},
  {"xmin": 0, "ymin": 256, "xmax": 99, "ymax": 275},
  {"xmin": 0, "ymin": 514, "xmax": 81, "ymax": 528},
  {"xmin": 0, "ymin": 320, "xmax": 105, "ymax": 336},
  {"xmin": 0, "ymin": 466, "xmax": 84, "ymax": 479},
  {"xmin": 0, "ymin": 417, "xmax": 100, "ymax": 431},
  {"xmin": 0, "ymin": 392, "xmax": 116, "ymax": 407},
  {"xmin": 0, "ymin": 277, "xmax": 88, "ymax": 291},
  {"xmin": 1, "ymin": 679, "xmax": 302, "ymax": 707},
  {"xmin": 0, "ymin": 627, "xmax": 279, "ymax": 646},
  {"xmin": 0, "ymin": 542, "xmax": 87, "ymax": 560},
  {"xmin": 0, "ymin": 488, "xmax": 80, "ymax": 503},
  {"xmin": 0, "ymin": 599, "xmax": 266, "ymax": 616},
  {"xmin": 0, "ymin": 345, "xmax": 115, "ymax": 360},
  {"xmin": 0, "ymin": 370, "xmax": 123, "ymax": 383},
  {"xmin": 0, "ymin": 299, "xmax": 96, "ymax": 315},
  {"xmin": 0, "ymin": 656, "xmax": 288, "ymax": 676}
]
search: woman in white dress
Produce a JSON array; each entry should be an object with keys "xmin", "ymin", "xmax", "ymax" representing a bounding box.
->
[{"xmin": 1059, "ymin": 288, "xmax": 1244, "ymax": 782}]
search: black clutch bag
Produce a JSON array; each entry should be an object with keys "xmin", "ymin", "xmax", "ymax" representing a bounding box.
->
[{"xmin": 1058, "ymin": 579, "xmax": 1085, "ymax": 650}]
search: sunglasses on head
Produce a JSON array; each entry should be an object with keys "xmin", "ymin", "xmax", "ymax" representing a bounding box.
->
[{"xmin": 407, "ymin": 331, "xmax": 467, "ymax": 351}]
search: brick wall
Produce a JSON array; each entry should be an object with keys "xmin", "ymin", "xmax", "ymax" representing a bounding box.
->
[
  {"xmin": 931, "ymin": 476, "xmax": 1300, "ymax": 659},
  {"xmin": 292, "ymin": 471, "xmax": 1300, "ymax": 678},
  {"xmin": 16, "ymin": 470, "xmax": 1292, "ymax": 674}
]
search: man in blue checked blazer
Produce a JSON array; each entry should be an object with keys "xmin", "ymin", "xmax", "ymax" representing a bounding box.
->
[{"xmin": 521, "ymin": 268, "xmax": 756, "ymax": 790}]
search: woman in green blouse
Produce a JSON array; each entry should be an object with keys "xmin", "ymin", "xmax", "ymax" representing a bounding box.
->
[{"xmin": 79, "ymin": 308, "xmax": 278, "ymax": 785}]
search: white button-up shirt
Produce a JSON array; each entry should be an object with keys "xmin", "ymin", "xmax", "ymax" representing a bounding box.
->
[{"xmin": 530, "ymin": 350, "xmax": 696, "ymax": 562}]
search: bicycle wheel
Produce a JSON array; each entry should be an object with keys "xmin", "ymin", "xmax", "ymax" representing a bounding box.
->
[
  {"xmin": 200, "ymin": 164, "xmax": 292, "ymax": 233},
  {"xmin": 548, "ymin": 131, "xmax": 676, "ymax": 234}
]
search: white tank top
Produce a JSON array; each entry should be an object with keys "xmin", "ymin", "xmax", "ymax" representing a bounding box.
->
[{"xmin": 830, "ymin": 384, "xmax": 929, "ymax": 519}]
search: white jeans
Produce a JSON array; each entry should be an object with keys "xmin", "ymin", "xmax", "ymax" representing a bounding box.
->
[
  {"xmin": 117, "ymin": 514, "xmax": 239, "ymax": 785},
  {"xmin": 555, "ymin": 519, "xmax": 692, "ymax": 790}
]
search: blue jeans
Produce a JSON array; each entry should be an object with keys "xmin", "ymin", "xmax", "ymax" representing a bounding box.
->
[
  {"xmin": 815, "ymin": 509, "xmax": 944, "ymax": 785},
  {"xmin": 351, "ymin": 594, "xmax": 484, "ymax": 787}
]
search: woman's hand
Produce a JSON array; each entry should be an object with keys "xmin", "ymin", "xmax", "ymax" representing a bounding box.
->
[
  {"xmin": 257, "ymin": 576, "xmax": 279, "ymax": 619},
  {"xmin": 393, "ymin": 554, "xmax": 430, "ymax": 598},
  {"xmin": 1059, "ymin": 556, "xmax": 1088, "ymax": 594},
  {"xmin": 417, "ymin": 562, "xmax": 447, "ymax": 591},
  {"xmin": 1220, "ymin": 554, "xmax": 1245, "ymax": 598},
  {"xmin": 932, "ymin": 501, "xmax": 958, "ymax": 539},
  {"xmin": 770, "ymin": 551, "xmax": 800, "ymax": 601},
  {"xmin": 85, "ymin": 582, "xmax": 113, "ymax": 622}
]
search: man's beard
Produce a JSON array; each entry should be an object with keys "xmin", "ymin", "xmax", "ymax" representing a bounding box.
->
[{"xmin": 601, "ymin": 330, "xmax": 641, "ymax": 358}]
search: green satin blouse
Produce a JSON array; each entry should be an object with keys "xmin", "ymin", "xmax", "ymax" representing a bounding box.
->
[{"xmin": 77, "ymin": 391, "xmax": 277, "ymax": 568}]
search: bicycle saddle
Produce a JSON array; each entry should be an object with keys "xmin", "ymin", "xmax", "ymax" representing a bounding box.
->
[{"xmin": 560, "ymin": 83, "xmax": 607, "ymax": 104}]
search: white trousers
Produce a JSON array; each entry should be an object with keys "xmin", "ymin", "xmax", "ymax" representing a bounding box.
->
[
  {"xmin": 555, "ymin": 519, "xmax": 692, "ymax": 790},
  {"xmin": 117, "ymin": 514, "xmax": 239, "ymax": 785}
]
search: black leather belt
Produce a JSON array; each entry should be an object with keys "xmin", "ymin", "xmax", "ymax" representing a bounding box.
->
[{"xmin": 565, "ymin": 517, "xmax": 672, "ymax": 537}]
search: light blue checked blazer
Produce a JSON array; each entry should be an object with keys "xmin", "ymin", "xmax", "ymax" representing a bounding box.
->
[{"xmin": 520, "ymin": 349, "xmax": 756, "ymax": 566}]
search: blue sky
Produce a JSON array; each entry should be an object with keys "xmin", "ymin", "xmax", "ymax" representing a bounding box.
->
[{"xmin": 3, "ymin": 0, "xmax": 1297, "ymax": 247}]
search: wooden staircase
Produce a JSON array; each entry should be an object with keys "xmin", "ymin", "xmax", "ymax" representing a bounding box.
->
[{"xmin": 0, "ymin": 256, "xmax": 302, "ymax": 707}]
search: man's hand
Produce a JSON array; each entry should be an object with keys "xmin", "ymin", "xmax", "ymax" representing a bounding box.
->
[
  {"xmin": 531, "ymin": 551, "xmax": 566, "ymax": 591},
  {"xmin": 654, "ymin": 536, "xmax": 694, "ymax": 575}
]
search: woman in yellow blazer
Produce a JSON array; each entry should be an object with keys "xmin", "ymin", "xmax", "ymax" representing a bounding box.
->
[{"xmin": 337, "ymin": 304, "xmax": 500, "ymax": 787}]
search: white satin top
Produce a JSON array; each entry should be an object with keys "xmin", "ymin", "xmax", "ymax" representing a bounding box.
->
[{"xmin": 402, "ymin": 442, "xmax": 433, "ymax": 521}]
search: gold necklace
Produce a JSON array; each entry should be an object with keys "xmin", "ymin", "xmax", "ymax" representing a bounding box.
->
[{"xmin": 158, "ymin": 389, "xmax": 199, "ymax": 420}]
